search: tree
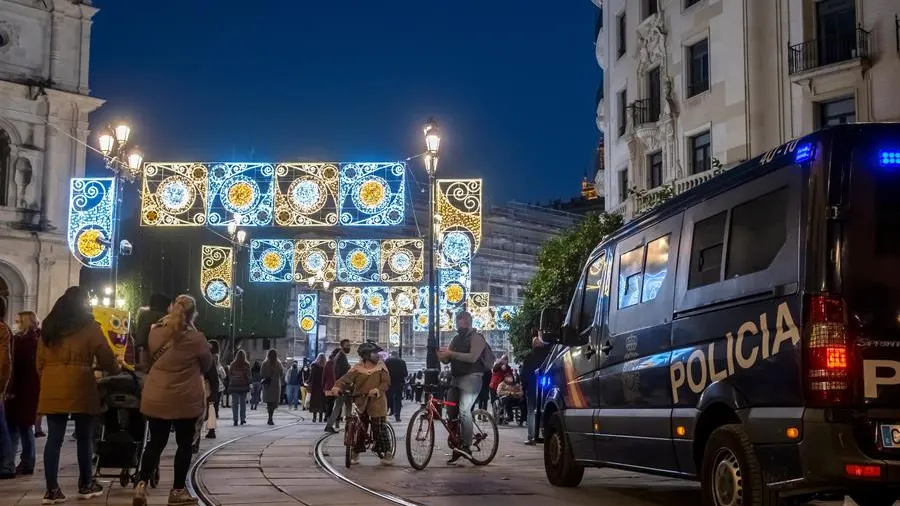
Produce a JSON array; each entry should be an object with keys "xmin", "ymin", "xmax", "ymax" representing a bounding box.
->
[{"xmin": 507, "ymin": 212, "xmax": 623, "ymax": 357}]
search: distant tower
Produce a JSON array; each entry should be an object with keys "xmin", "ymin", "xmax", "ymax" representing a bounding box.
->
[{"xmin": 591, "ymin": 133, "xmax": 605, "ymax": 199}]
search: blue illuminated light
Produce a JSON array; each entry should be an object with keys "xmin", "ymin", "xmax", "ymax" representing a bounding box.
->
[
  {"xmin": 337, "ymin": 239, "xmax": 381, "ymax": 282},
  {"xmin": 67, "ymin": 177, "xmax": 116, "ymax": 269},
  {"xmin": 296, "ymin": 293, "xmax": 318, "ymax": 334},
  {"xmin": 880, "ymin": 150, "xmax": 900, "ymax": 167},
  {"xmin": 206, "ymin": 163, "xmax": 276, "ymax": 227},
  {"xmin": 539, "ymin": 375, "xmax": 551, "ymax": 389},
  {"xmin": 794, "ymin": 143, "xmax": 815, "ymax": 164},
  {"xmin": 249, "ymin": 239, "xmax": 295, "ymax": 282},
  {"xmin": 338, "ymin": 162, "xmax": 406, "ymax": 226}
]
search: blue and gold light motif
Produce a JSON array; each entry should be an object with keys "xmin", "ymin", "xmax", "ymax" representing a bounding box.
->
[
  {"xmin": 67, "ymin": 178, "xmax": 116, "ymax": 268},
  {"xmin": 296, "ymin": 293, "xmax": 318, "ymax": 334},
  {"xmin": 332, "ymin": 286, "xmax": 362, "ymax": 316},
  {"xmin": 206, "ymin": 163, "xmax": 275, "ymax": 227},
  {"xmin": 274, "ymin": 163, "xmax": 339, "ymax": 226},
  {"xmin": 337, "ymin": 240, "xmax": 380, "ymax": 283},
  {"xmin": 249, "ymin": 239, "xmax": 294, "ymax": 283},
  {"xmin": 380, "ymin": 239, "xmax": 424, "ymax": 283},
  {"xmin": 361, "ymin": 286, "xmax": 390, "ymax": 316},
  {"xmin": 413, "ymin": 286, "xmax": 430, "ymax": 332},
  {"xmin": 201, "ymin": 246, "xmax": 233, "ymax": 308},
  {"xmin": 493, "ymin": 305, "xmax": 517, "ymax": 331},
  {"xmin": 338, "ymin": 162, "xmax": 406, "ymax": 226},
  {"xmin": 141, "ymin": 163, "xmax": 208, "ymax": 226}
]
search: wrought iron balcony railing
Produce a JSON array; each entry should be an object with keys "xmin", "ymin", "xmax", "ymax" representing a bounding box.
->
[
  {"xmin": 788, "ymin": 27, "xmax": 870, "ymax": 75},
  {"xmin": 629, "ymin": 98, "xmax": 660, "ymax": 127}
]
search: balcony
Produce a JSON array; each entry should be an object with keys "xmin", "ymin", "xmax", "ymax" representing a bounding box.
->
[
  {"xmin": 788, "ymin": 27, "xmax": 870, "ymax": 75},
  {"xmin": 629, "ymin": 98, "xmax": 660, "ymax": 127}
]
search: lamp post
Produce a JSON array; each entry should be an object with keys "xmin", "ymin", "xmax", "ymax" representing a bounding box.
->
[
  {"xmin": 307, "ymin": 271, "xmax": 331, "ymax": 359},
  {"xmin": 423, "ymin": 118, "xmax": 441, "ymax": 377},
  {"xmin": 227, "ymin": 214, "xmax": 247, "ymax": 359},
  {"xmin": 97, "ymin": 122, "xmax": 143, "ymax": 300}
]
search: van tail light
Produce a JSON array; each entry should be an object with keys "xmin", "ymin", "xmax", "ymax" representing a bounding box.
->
[{"xmin": 804, "ymin": 294, "xmax": 853, "ymax": 406}]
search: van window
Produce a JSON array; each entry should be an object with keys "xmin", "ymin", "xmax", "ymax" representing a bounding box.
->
[
  {"xmin": 618, "ymin": 246, "xmax": 645, "ymax": 308},
  {"xmin": 688, "ymin": 212, "xmax": 727, "ymax": 289},
  {"xmin": 642, "ymin": 235, "xmax": 670, "ymax": 302},
  {"xmin": 725, "ymin": 187, "xmax": 788, "ymax": 278},
  {"xmin": 579, "ymin": 254, "xmax": 607, "ymax": 329}
]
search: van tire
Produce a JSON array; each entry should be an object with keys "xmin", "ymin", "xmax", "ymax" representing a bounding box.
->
[
  {"xmin": 701, "ymin": 424, "xmax": 784, "ymax": 506},
  {"xmin": 544, "ymin": 412, "xmax": 584, "ymax": 487}
]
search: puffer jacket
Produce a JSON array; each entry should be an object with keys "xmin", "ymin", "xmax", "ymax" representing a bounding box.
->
[
  {"xmin": 140, "ymin": 324, "xmax": 213, "ymax": 420},
  {"xmin": 228, "ymin": 361, "xmax": 251, "ymax": 394}
]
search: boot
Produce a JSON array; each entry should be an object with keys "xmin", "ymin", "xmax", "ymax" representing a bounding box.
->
[{"xmin": 205, "ymin": 429, "xmax": 216, "ymax": 439}]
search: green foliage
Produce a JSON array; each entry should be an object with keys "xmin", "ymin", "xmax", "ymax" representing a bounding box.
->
[{"xmin": 508, "ymin": 212, "xmax": 623, "ymax": 357}]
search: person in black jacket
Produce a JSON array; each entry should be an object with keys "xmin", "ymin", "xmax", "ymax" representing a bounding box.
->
[
  {"xmin": 384, "ymin": 351, "xmax": 408, "ymax": 422},
  {"xmin": 133, "ymin": 293, "xmax": 170, "ymax": 368},
  {"xmin": 521, "ymin": 334, "xmax": 551, "ymax": 445},
  {"xmin": 324, "ymin": 339, "xmax": 352, "ymax": 433}
]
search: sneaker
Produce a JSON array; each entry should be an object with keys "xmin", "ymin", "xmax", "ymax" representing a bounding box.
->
[
  {"xmin": 523, "ymin": 439, "xmax": 536, "ymax": 446},
  {"xmin": 380, "ymin": 454, "xmax": 395, "ymax": 466},
  {"xmin": 132, "ymin": 481, "xmax": 148, "ymax": 506},
  {"xmin": 42, "ymin": 488, "xmax": 66, "ymax": 504},
  {"xmin": 324, "ymin": 426, "xmax": 337, "ymax": 434},
  {"xmin": 267, "ymin": 419, "xmax": 274, "ymax": 426},
  {"xmin": 77, "ymin": 480, "xmax": 104, "ymax": 500},
  {"xmin": 205, "ymin": 429, "xmax": 216, "ymax": 439},
  {"xmin": 233, "ymin": 421, "xmax": 238, "ymax": 426},
  {"xmin": 167, "ymin": 489, "xmax": 197, "ymax": 506},
  {"xmin": 447, "ymin": 447, "xmax": 472, "ymax": 465},
  {"xmin": 240, "ymin": 420, "xmax": 246, "ymax": 425},
  {"xmin": 350, "ymin": 452, "xmax": 360, "ymax": 465},
  {"xmin": 15, "ymin": 464, "xmax": 34, "ymax": 475}
]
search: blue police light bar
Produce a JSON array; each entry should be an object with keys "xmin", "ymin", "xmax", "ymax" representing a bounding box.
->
[
  {"xmin": 880, "ymin": 150, "xmax": 900, "ymax": 167},
  {"xmin": 794, "ymin": 143, "xmax": 815, "ymax": 164}
]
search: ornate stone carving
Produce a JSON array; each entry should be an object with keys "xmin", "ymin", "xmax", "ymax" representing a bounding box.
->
[
  {"xmin": 636, "ymin": 9, "xmax": 666, "ymax": 74},
  {"xmin": 14, "ymin": 156, "xmax": 34, "ymax": 209}
]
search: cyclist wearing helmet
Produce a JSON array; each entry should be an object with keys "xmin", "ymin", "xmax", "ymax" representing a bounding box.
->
[{"xmin": 329, "ymin": 341, "xmax": 393, "ymax": 465}]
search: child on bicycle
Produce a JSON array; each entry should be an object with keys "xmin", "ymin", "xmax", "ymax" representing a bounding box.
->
[{"xmin": 328, "ymin": 341, "xmax": 393, "ymax": 465}]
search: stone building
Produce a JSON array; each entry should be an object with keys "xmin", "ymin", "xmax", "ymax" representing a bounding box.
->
[
  {"xmin": 591, "ymin": 0, "xmax": 900, "ymax": 220},
  {"xmin": 0, "ymin": 0, "xmax": 104, "ymax": 322}
]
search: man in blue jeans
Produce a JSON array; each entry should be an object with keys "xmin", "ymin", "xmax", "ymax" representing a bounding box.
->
[
  {"xmin": 0, "ymin": 314, "xmax": 13, "ymax": 479},
  {"xmin": 285, "ymin": 362, "xmax": 301, "ymax": 409},
  {"xmin": 438, "ymin": 311, "xmax": 489, "ymax": 464}
]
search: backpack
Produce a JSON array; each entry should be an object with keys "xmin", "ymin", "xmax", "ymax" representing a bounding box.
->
[{"xmin": 476, "ymin": 333, "xmax": 496, "ymax": 373}]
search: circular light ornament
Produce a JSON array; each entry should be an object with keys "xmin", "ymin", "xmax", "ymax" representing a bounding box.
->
[
  {"xmin": 340, "ymin": 293, "xmax": 356, "ymax": 310},
  {"xmin": 261, "ymin": 250, "xmax": 284, "ymax": 273},
  {"xmin": 368, "ymin": 293, "xmax": 385, "ymax": 310},
  {"xmin": 445, "ymin": 283, "xmax": 465, "ymax": 305},
  {"xmin": 221, "ymin": 177, "xmax": 260, "ymax": 214},
  {"xmin": 205, "ymin": 280, "xmax": 229, "ymax": 303},
  {"xmin": 389, "ymin": 250, "xmax": 413, "ymax": 273},
  {"xmin": 304, "ymin": 251, "xmax": 326, "ymax": 273},
  {"xmin": 417, "ymin": 314, "xmax": 428, "ymax": 326},
  {"xmin": 352, "ymin": 176, "xmax": 391, "ymax": 213},
  {"xmin": 349, "ymin": 249, "xmax": 371, "ymax": 272},
  {"xmin": 158, "ymin": 177, "xmax": 195, "ymax": 213},
  {"xmin": 76, "ymin": 229, "xmax": 105, "ymax": 259},
  {"xmin": 289, "ymin": 178, "xmax": 326, "ymax": 213},
  {"xmin": 299, "ymin": 316, "xmax": 315, "ymax": 332},
  {"xmin": 395, "ymin": 292, "xmax": 413, "ymax": 311},
  {"xmin": 442, "ymin": 232, "xmax": 472, "ymax": 264}
]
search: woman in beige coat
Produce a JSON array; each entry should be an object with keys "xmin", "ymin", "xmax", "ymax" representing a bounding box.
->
[{"xmin": 133, "ymin": 295, "xmax": 212, "ymax": 506}]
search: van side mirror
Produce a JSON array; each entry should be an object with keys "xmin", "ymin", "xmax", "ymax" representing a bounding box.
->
[{"xmin": 539, "ymin": 307, "xmax": 565, "ymax": 343}]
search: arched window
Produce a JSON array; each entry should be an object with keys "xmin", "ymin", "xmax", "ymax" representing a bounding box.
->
[{"xmin": 0, "ymin": 129, "xmax": 10, "ymax": 206}]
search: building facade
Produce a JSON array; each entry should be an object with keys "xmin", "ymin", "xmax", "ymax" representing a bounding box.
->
[
  {"xmin": 592, "ymin": 0, "xmax": 900, "ymax": 220},
  {"xmin": 0, "ymin": 0, "xmax": 104, "ymax": 322}
]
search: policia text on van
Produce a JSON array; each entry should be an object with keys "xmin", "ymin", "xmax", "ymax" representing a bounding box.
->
[{"xmin": 536, "ymin": 124, "xmax": 900, "ymax": 506}]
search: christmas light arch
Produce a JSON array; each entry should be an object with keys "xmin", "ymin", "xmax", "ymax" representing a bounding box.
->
[{"xmin": 67, "ymin": 177, "xmax": 116, "ymax": 268}]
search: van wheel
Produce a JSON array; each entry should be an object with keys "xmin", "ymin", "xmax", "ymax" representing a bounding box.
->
[
  {"xmin": 544, "ymin": 412, "xmax": 584, "ymax": 487},
  {"xmin": 701, "ymin": 424, "xmax": 783, "ymax": 506},
  {"xmin": 849, "ymin": 492, "xmax": 899, "ymax": 506}
]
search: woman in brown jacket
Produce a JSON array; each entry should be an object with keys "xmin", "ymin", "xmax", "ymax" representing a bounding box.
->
[
  {"xmin": 133, "ymin": 295, "xmax": 212, "ymax": 506},
  {"xmin": 38, "ymin": 287, "xmax": 120, "ymax": 504}
]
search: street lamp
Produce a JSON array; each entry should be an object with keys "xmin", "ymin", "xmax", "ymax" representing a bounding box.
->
[
  {"xmin": 227, "ymin": 213, "xmax": 247, "ymax": 359},
  {"xmin": 423, "ymin": 118, "xmax": 441, "ymax": 379},
  {"xmin": 97, "ymin": 122, "xmax": 144, "ymax": 300},
  {"xmin": 307, "ymin": 271, "xmax": 331, "ymax": 359}
]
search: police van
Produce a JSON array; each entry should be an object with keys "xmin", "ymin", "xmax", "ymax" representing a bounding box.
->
[{"xmin": 537, "ymin": 124, "xmax": 900, "ymax": 506}]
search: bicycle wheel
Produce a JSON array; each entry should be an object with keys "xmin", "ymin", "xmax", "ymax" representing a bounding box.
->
[
  {"xmin": 386, "ymin": 422, "xmax": 397, "ymax": 458},
  {"xmin": 405, "ymin": 407, "xmax": 434, "ymax": 470},
  {"xmin": 469, "ymin": 409, "xmax": 499, "ymax": 466},
  {"xmin": 344, "ymin": 419, "xmax": 356, "ymax": 468}
]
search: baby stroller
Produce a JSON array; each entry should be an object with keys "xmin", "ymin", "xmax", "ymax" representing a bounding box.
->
[{"xmin": 93, "ymin": 371, "xmax": 158, "ymax": 488}]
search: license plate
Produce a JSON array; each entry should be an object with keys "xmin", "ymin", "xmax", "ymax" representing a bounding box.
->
[{"xmin": 879, "ymin": 424, "xmax": 900, "ymax": 448}]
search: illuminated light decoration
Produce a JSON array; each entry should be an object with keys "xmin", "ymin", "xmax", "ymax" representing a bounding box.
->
[
  {"xmin": 436, "ymin": 179, "xmax": 482, "ymax": 252},
  {"xmin": 389, "ymin": 286, "xmax": 419, "ymax": 316},
  {"xmin": 440, "ymin": 231, "xmax": 472, "ymax": 268},
  {"xmin": 361, "ymin": 286, "xmax": 390, "ymax": 316},
  {"xmin": 206, "ymin": 163, "xmax": 276, "ymax": 227},
  {"xmin": 67, "ymin": 178, "xmax": 116, "ymax": 268},
  {"xmin": 493, "ymin": 305, "xmax": 517, "ymax": 331},
  {"xmin": 439, "ymin": 260, "xmax": 471, "ymax": 311},
  {"xmin": 338, "ymin": 162, "xmax": 406, "ymax": 226},
  {"xmin": 293, "ymin": 239, "xmax": 337, "ymax": 284},
  {"xmin": 249, "ymin": 239, "xmax": 294, "ymax": 282},
  {"xmin": 332, "ymin": 286, "xmax": 362, "ymax": 316},
  {"xmin": 880, "ymin": 150, "xmax": 900, "ymax": 167},
  {"xmin": 140, "ymin": 163, "xmax": 209, "ymax": 226},
  {"xmin": 201, "ymin": 246, "xmax": 233, "ymax": 308},
  {"xmin": 389, "ymin": 316, "xmax": 401, "ymax": 347},
  {"xmin": 794, "ymin": 143, "xmax": 815, "ymax": 164},
  {"xmin": 380, "ymin": 239, "xmax": 424, "ymax": 283},
  {"xmin": 296, "ymin": 293, "xmax": 318, "ymax": 334},
  {"xmin": 440, "ymin": 308, "xmax": 461, "ymax": 332},
  {"xmin": 468, "ymin": 292, "xmax": 493, "ymax": 331},
  {"xmin": 413, "ymin": 286, "xmax": 430, "ymax": 332},
  {"xmin": 274, "ymin": 163, "xmax": 339, "ymax": 226},
  {"xmin": 337, "ymin": 239, "xmax": 380, "ymax": 283}
]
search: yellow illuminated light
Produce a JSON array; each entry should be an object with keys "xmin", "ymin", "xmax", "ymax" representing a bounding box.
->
[
  {"xmin": 76, "ymin": 229, "xmax": 104, "ymax": 258},
  {"xmin": 381, "ymin": 239, "xmax": 424, "ymax": 283},
  {"xmin": 274, "ymin": 163, "xmax": 339, "ymax": 226},
  {"xmin": 389, "ymin": 286, "xmax": 419, "ymax": 316},
  {"xmin": 227, "ymin": 181, "xmax": 255, "ymax": 208},
  {"xmin": 358, "ymin": 180, "xmax": 386, "ymax": 207},
  {"xmin": 436, "ymin": 179, "xmax": 482, "ymax": 253},
  {"xmin": 675, "ymin": 426, "xmax": 687, "ymax": 437},
  {"xmin": 300, "ymin": 316, "xmax": 315, "ymax": 332},
  {"xmin": 786, "ymin": 427, "xmax": 800, "ymax": 439},
  {"xmin": 262, "ymin": 251, "xmax": 283, "ymax": 271},
  {"xmin": 446, "ymin": 284, "xmax": 464, "ymax": 304},
  {"xmin": 350, "ymin": 250, "xmax": 369, "ymax": 270},
  {"xmin": 293, "ymin": 240, "xmax": 337, "ymax": 283},
  {"xmin": 200, "ymin": 245, "xmax": 233, "ymax": 309},
  {"xmin": 141, "ymin": 163, "xmax": 209, "ymax": 226}
]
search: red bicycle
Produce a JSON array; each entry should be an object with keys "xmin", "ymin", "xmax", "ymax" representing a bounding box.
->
[
  {"xmin": 405, "ymin": 383, "xmax": 499, "ymax": 470},
  {"xmin": 338, "ymin": 392, "xmax": 397, "ymax": 468}
]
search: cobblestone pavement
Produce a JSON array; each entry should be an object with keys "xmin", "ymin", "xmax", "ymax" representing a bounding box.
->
[{"xmin": 0, "ymin": 401, "xmax": 867, "ymax": 506}]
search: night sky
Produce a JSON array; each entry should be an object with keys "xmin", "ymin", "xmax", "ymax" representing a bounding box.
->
[{"xmin": 87, "ymin": 0, "xmax": 601, "ymax": 204}]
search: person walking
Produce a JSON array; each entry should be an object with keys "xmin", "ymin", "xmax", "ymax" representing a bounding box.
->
[
  {"xmin": 134, "ymin": 293, "xmax": 170, "ymax": 369},
  {"xmin": 205, "ymin": 342, "xmax": 225, "ymax": 440},
  {"xmin": 308, "ymin": 353, "xmax": 326, "ymax": 423},
  {"xmin": 0, "ymin": 303, "xmax": 13, "ymax": 480},
  {"xmin": 299, "ymin": 359, "xmax": 311, "ymax": 410},
  {"xmin": 260, "ymin": 350, "xmax": 284, "ymax": 425},
  {"xmin": 4, "ymin": 311, "xmax": 41, "ymax": 476},
  {"xmin": 384, "ymin": 351, "xmax": 408, "ymax": 423},
  {"xmin": 324, "ymin": 339, "xmax": 351, "ymax": 433},
  {"xmin": 38, "ymin": 286, "xmax": 121, "ymax": 503},
  {"xmin": 521, "ymin": 334, "xmax": 551, "ymax": 445},
  {"xmin": 228, "ymin": 351, "xmax": 251, "ymax": 426},
  {"xmin": 133, "ymin": 294, "xmax": 212, "ymax": 506},
  {"xmin": 249, "ymin": 360, "xmax": 262, "ymax": 410},
  {"xmin": 322, "ymin": 349, "xmax": 338, "ymax": 425},
  {"xmin": 285, "ymin": 362, "xmax": 301, "ymax": 410}
]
